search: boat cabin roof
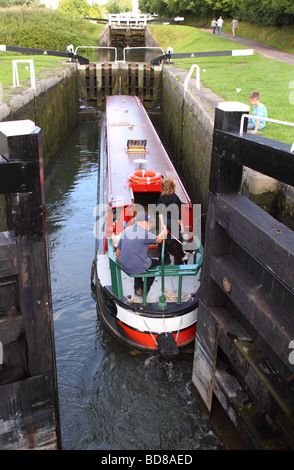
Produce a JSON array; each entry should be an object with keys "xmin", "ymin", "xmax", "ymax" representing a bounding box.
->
[{"xmin": 106, "ymin": 95, "xmax": 190, "ymax": 209}]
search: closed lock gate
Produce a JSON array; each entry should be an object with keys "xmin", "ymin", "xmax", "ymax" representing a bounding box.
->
[{"xmin": 0, "ymin": 121, "xmax": 61, "ymax": 449}]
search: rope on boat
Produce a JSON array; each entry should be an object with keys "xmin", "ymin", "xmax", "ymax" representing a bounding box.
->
[
  {"xmin": 130, "ymin": 288, "xmax": 192, "ymax": 304},
  {"xmin": 142, "ymin": 318, "xmax": 158, "ymax": 346},
  {"xmin": 175, "ymin": 316, "xmax": 183, "ymax": 343}
]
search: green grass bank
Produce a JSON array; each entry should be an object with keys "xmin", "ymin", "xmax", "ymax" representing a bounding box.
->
[
  {"xmin": 0, "ymin": 7, "xmax": 105, "ymax": 100},
  {"xmin": 149, "ymin": 24, "xmax": 294, "ymax": 144},
  {"xmin": 0, "ymin": 8, "xmax": 293, "ymax": 145}
]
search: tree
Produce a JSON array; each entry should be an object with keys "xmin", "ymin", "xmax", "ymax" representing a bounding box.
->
[
  {"xmin": 139, "ymin": 0, "xmax": 235, "ymax": 17},
  {"xmin": 138, "ymin": 0, "xmax": 169, "ymax": 16},
  {"xmin": 0, "ymin": 0, "xmax": 31, "ymax": 6},
  {"xmin": 139, "ymin": 0, "xmax": 294, "ymax": 24},
  {"xmin": 58, "ymin": 0, "xmax": 100, "ymax": 18},
  {"xmin": 232, "ymin": 0, "xmax": 294, "ymax": 25},
  {"xmin": 105, "ymin": 0, "xmax": 132, "ymax": 14}
]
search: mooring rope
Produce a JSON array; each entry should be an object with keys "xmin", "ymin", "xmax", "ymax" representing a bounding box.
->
[{"xmin": 142, "ymin": 318, "xmax": 158, "ymax": 346}]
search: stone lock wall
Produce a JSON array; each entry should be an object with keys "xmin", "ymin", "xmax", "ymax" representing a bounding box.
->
[
  {"xmin": 160, "ymin": 66, "xmax": 219, "ymax": 219},
  {"xmin": 0, "ymin": 63, "xmax": 79, "ymax": 171}
]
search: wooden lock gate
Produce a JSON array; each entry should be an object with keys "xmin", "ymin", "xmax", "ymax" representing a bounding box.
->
[
  {"xmin": 109, "ymin": 26, "xmax": 145, "ymax": 48},
  {"xmin": 0, "ymin": 121, "xmax": 61, "ymax": 449},
  {"xmin": 192, "ymin": 103, "xmax": 294, "ymax": 450},
  {"xmin": 78, "ymin": 62, "xmax": 162, "ymax": 110}
]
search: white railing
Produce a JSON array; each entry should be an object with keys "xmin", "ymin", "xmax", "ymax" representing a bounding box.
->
[
  {"xmin": 184, "ymin": 64, "xmax": 200, "ymax": 93},
  {"xmin": 108, "ymin": 13, "xmax": 149, "ymax": 26},
  {"xmin": 123, "ymin": 46, "xmax": 164, "ymax": 63},
  {"xmin": 12, "ymin": 59, "xmax": 36, "ymax": 91},
  {"xmin": 240, "ymin": 114, "xmax": 294, "ymax": 134},
  {"xmin": 75, "ymin": 46, "xmax": 118, "ymax": 62}
]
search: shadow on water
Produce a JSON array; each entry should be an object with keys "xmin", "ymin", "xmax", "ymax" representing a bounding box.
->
[{"xmin": 45, "ymin": 119, "xmax": 224, "ymax": 451}]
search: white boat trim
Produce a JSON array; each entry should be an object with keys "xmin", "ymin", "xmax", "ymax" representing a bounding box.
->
[{"xmin": 116, "ymin": 304, "xmax": 197, "ymax": 334}]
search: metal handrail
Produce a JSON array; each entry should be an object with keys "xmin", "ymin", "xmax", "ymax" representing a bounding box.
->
[
  {"xmin": 184, "ymin": 64, "xmax": 200, "ymax": 94},
  {"xmin": 240, "ymin": 114, "xmax": 294, "ymax": 134},
  {"xmin": 74, "ymin": 46, "xmax": 118, "ymax": 62},
  {"xmin": 158, "ymin": 240, "xmax": 167, "ymax": 310},
  {"xmin": 108, "ymin": 236, "xmax": 203, "ymax": 307},
  {"xmin": 12, "ymin": 59, "xmax": 36, "ymax": 91},
  {"xmin": 123, "ymin": 46, "xmax": 165, "ymax": 63}
]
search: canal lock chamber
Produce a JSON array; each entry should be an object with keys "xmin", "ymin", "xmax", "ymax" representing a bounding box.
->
[{"xmin": 1, "ymin": 24, "xmax": 294, "ymax": 449}]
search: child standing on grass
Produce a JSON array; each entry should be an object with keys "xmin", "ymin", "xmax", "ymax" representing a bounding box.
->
[{"xmin": 247, "ymin": 92, "xmax": 268, "ymax": 134}]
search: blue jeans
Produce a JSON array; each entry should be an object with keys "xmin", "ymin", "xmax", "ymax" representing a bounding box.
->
[
  {"xmin": 135, "ymin": 258, "xmax": 160, "ymax": 294},
  {"xmin": 217, "ymin": 26, "xmax": 222, "ymax": 34},
  {"xmin": 247, "ymin": 119, "xmax": 256, "ymax": 130}
]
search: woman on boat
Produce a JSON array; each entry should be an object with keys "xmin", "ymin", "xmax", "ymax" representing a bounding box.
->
[{"xmin": 157, "ymin": 177, "xmax": 185, "ymax": 265}]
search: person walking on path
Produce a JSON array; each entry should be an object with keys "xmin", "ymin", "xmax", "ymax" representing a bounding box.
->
[
  {"xmin": 247, "ymin": 91, "xmax": 268, "ymax": 134},
  {"xmin": 211, "ymin": 18, "xmax": 217, "ymax": 34},
  {"xmin": 217, "ymin": 16, "xmax": 223, "ymax": 35},
  {"xmin": 232, "ymin": 17, "xmax": 238, "ymax": 38}
]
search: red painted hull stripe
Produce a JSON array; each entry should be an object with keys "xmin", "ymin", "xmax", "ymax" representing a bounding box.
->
[{"xmin": 117, "ymin": 320, "xmax": 196, "ymax": 349}]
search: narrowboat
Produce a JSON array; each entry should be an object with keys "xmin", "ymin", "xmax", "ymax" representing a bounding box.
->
[{"xmin": 92, "ymin": 95, "xmax": 203, "ymax": 358}]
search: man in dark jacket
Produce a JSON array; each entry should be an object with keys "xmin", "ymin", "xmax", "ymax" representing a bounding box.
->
[{"xmin": 116, "ymin": 212, "xmax": 166, "ymax": 296}]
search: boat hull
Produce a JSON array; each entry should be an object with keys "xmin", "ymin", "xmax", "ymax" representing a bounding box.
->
[
  {"xmin": 94, "ymin": 271, "xmax": 198, "ymax": 357},
  {"xmin": 93, "ymin": 95, "xmax": 202, "ymax": 358}
]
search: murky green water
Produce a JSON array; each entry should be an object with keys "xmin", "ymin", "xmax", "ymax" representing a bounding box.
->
[{"xmin": 45, "ymin": 119, "xmax": 222, "ymax": 451}]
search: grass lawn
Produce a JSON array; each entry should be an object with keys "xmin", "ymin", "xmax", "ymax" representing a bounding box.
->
[
  {"xmin": 150, "ymin": 25, "xmax": 294, "ymax": 144},
  {"xmin": 0, "ymin": 7, "xmax": 105, "ymax": 100},
  {"xmin": 0, "ymin": 53, "xmax": 73, "ymax": 100}
]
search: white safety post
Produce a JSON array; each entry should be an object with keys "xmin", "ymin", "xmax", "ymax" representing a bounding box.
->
[{"xmin": 12, "ymin": 59, "xmax": 36, "ymax": 91}]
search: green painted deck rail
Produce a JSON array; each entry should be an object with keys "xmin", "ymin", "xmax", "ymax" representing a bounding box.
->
[{"xmin": 108, "ymin": 236, "xmax": 203, "ymax": 307}]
